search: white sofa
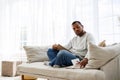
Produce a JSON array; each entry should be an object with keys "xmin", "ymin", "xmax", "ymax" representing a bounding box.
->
[
  {"xmin": 17, "ymin": 55, "xmax": 119, "ymax": 80},
  {"xmin": 17, "ymin": 43, "xmax": 120, "ymax": 80}
]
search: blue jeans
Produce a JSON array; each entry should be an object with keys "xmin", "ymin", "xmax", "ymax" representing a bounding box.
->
[{"xmin": 47, "ymin": 48, "xmax": 81, "ymax": 67}]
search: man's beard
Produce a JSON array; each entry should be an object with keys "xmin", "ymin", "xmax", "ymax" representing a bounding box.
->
[{"xmin": 77, "ymin": 30, "xmax": 86, "ymax": 37}]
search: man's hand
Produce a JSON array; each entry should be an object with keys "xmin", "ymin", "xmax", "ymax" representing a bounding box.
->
[
  {"xmin": 52, "ymin": 44, "xmax": 58, "ymax": 50},
  {"xmin": 52, "ymin": 44, "xmax": 65, "ymax": 50},
  {"xmin": 77, "ymin": 58, "xmax": 88, "ymax": 68}
]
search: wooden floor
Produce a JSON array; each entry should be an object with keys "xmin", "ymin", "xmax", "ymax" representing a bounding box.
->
[
  {"xmin": 0, "ymin": 76, "xmax": 21, "ymax": 80},
  {"xmin": 0, "ymin": 76, "xmax": 47, "ymax": 80}
]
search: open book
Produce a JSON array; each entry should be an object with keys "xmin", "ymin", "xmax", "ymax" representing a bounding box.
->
[
  {"xmin": 66, "ymin": 59, "xmax": 81, "ymax": 69},
  {"xmin": 57, "ymin": 44, "xmax": 72, "ymax": 53}
]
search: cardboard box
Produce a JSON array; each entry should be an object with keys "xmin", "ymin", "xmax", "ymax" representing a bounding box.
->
[{"xmin": 2, "ymin": 61, "xmax": 22, "ymax": 77}]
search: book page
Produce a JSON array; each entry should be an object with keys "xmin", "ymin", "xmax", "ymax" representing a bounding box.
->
[{"xmin": 66, "ymin": 58, "xmax": 83, "ymax": 69}]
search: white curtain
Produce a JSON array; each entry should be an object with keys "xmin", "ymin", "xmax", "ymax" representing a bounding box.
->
[
  {"xmin": 98, "ymin": 0, "xmax": 120, "ymax": 44},
  {"xmin": 0, "ymin": 0, "xmax": 21, "ymax": 60},
  {"xmin": 0, "ymin": 0, "xmax": 99, "ymax": 60}
]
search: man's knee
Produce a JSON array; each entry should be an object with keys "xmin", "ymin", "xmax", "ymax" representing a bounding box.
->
[
  {"xmin": 47, "ymin": 48, "xmax": 53, "ymax": 55},
  {"xmin": 57, "ymin": 50, "xmax": 67, "ymax": 57},
  {"xmin": 47, "ymin": 48, "xmax": 53, "ymax": 52}
]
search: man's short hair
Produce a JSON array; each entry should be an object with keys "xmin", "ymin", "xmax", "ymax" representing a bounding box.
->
[{"xmin": 72, "ymin": 21, "xmax": 83, "ymax": 27}]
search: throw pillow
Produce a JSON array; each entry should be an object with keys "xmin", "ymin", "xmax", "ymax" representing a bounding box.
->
[
  {"xmin": 98, "ymin": 40, "xmax": 106, "ymax": 47},
  {"xmin": 85, "ymin": 42, "xmax": 120, "ymax": 69},
  {"xmin": 24, "ymin": 46, "xmax": 49, "ymax": 63}
]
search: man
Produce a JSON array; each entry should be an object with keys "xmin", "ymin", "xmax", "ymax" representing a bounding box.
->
[{"xmin": 46, "ymin": 21, "xmax": 95, "ymax": 68}]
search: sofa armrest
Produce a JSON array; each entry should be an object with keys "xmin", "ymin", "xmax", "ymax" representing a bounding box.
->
[
  {"xmin": 100, "ymin": 55, "xmax": 120, "ymax": 80},
  {"xmin": 119, "ymin": 55, "xmax": 120, "ymax": 80}
]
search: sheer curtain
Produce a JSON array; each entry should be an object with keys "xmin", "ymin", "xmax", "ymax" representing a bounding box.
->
[
  {"xmin": 98, "ymin": 0, "xmax": 120, "ymax": 44},
  {"xmin": 0, "ymin": 0, "xmax": 98, "ymax": 60},
  {"xmin": 0, "ymin": 0, "xmax": 21, "ymax": 60}
]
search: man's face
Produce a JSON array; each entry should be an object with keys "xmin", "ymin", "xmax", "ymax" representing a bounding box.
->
[{"xmin": 72, "ymin": 22, "xmax": 83, "ymax": 36}]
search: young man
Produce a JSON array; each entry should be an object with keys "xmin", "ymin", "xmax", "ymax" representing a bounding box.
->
[{"xmin": 46, "ymin": 21, "xmax": 95, "ymax": 68}]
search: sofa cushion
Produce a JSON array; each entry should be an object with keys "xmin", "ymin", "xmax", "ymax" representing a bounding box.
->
[
  {"xmin": 85, "ymin": 42, "xmax": 120, "ymax": 69},
  {"xmin": 24, "ymin": 46, "xmax": 49, "ymax": 63},
  {"xmin": 17, "ymin": 62, "xmax": 105, "ymax": 80}
]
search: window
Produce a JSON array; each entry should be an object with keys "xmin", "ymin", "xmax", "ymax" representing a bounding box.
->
[
  {"xmin": 0, "ymin": 0, "xmax": 120, "ymax": 60},
  {"xmin": 98, "ymin": 0, "xmax": 120, "ymax": 44}
]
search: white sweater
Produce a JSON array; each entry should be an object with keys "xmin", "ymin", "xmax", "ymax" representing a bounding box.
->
[{"xmin": 64, "ymin": 32, "xmax": 95, "ymax": 58}]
